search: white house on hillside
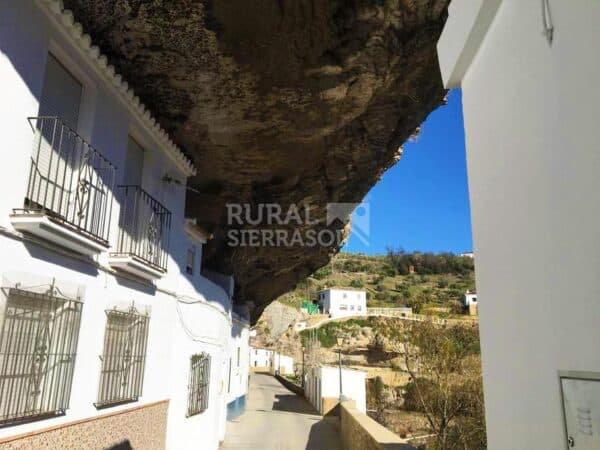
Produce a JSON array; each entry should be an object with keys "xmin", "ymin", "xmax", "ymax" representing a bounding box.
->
[
  {"xmin": 438, "ymin": 1, "xmax": 600, "ymax": 448},
  {"xmin": 461, "ymin": 291, "xmax": 477, "ymax": 307},
  {"xmin": 0, "ymin": 2, "xmax": 249, "ymax": 449},
  {"xmin": 317, "ymin": 288, "xmax": 367, "ymax": 319}
]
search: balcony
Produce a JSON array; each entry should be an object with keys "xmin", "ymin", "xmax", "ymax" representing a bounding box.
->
[
  {"xmin": 108, "ymin": 185, "xmax": 171, "ymax": 280},
  {"xmin": 10, "ymin": 117, "xmax": 116, "ymax": 255}
]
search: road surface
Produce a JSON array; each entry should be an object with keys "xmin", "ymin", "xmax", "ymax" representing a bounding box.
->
[{"xmin": 221, "ymin": 373, "xmax": 341, "ymax": 450}]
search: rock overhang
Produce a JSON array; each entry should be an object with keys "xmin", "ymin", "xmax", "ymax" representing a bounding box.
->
[{"xmin": 62, "ymin": 0, "xmax": 450, "ymax": 323}]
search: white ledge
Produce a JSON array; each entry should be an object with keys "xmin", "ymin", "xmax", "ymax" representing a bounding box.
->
[
  {"xmin": 437, "ymin": 0, "xmax": 503, "ymax": 88},
  {"xmin": 10, "ymin": 213, "xmax": 108, "ymax": 256},
  {"xmin": 108, "ymin": 254, "xmax": 166, "ymax": 281}
]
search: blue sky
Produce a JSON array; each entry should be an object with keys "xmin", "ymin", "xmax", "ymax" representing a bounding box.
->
[{"xmin": 342, "ymin": 89, "xmax": 472, "ymax": 255}]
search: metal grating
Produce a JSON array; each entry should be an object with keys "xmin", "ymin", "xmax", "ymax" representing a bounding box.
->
[
  {"xmin": 0, "ymin": 288, "xmax": 82, "ymax": 426},
  {"xmin": 95, "ymin": 307, "xmax": 149, "ymax": 408},
  {"xmin": 113, "ymin": 185, "xmax": 172, "ymax": 272},
  {"xmin": 22, "ymin": 117, "xmax": 116, "ymax": 244},
  {"xmin": 187, "ymin": 353, "xmax": 210, "ymax": 417}
]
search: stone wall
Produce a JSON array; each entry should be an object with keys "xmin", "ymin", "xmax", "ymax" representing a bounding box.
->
[
  {"xmin": 340, "ymin": 401, "xmax": 416, "ymax": 450},
  {"xmin": 0, "ymin": 400, "xmax": 168, "ymax": 450}
]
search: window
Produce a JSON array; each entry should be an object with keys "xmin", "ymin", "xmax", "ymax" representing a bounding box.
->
[
  {"xmin": 96, "ymin": 307, "xmax": 149, "ymax": 408},
  {"xmin": 124, "ymin": 136, "xmax": 145, "ymax": 187},
  {"xmin": 186, "ymin": 247, "xmax": 196, "ymax": 275},
  {"xmin": 187, "ymin": 353, "xmax": 210, "ymax": 417},
  {"xmin": 357, "ymin": 306, "xmax": 362, "ymax": 311},
  {"xmin": 339, "ymin": 305, "xmax": 348, "ymax": 311},
  {"xmin": 343, "ymin": 293, "xmax": 347, "ymax": 299},
  {"xmin": 0, "ymin": 287, "xmax": 82, "ymax": 426},
  {"xmin": 350, "ymin": 305, "xmax": 355, "ymax": 311}
]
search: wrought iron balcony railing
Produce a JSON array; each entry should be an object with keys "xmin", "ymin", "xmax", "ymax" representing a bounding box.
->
[
  {"xmin": 20, "ymin": 117, "xmax": 116, "ymax": 244},
  {"xmin": 113, "ymin": 185, "xmax": 171, "ymax": 272}
]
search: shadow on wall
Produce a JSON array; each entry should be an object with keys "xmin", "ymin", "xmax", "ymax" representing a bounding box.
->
[{"xmin": 107, "ymin": 440, "xmax": 132, "ymax": 450}]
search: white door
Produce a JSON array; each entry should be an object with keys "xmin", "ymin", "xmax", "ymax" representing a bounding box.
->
[{"xmin": 33, "ymin": 54, "xmax": 83, "ymax": 216}]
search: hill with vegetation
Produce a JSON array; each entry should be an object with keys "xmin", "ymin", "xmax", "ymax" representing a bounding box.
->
[{"xmin": 277, "ymin": 250, "xmax": 476, "ymax": 316}]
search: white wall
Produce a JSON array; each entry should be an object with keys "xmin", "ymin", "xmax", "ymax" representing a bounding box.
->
[
  {"xmin": 438, "ymin": 1, "xmax": 600, "ymax": 448},
  {"xmin": 305, "ymin": 366, "xmax": 366, "ymax": 414},
  {"xmin": 271, "ymin": 353, "xmax": 294, "ymax": 375}
]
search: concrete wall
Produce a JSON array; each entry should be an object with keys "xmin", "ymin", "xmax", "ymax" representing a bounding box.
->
[
  {"xmin": 438, "ymin": 1, "xmax": 600, "ymax": 448},
  {"xmin": 0, "ymin": 3, "xmax": 239, "ymax": 449},
  {"xmin": 339, "ymin": 402, "xmax": 415, "ymax": 450}
]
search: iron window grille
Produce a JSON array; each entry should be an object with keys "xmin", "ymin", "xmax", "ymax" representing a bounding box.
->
[
  {"xmin": 187, "ymin": 353, "xmax": 210, "ymax": 417},
  {"xmin": 113, "ymin": 185, "xmax": 172, "ymax": 272},
  {"xmin": 20, "ymin": 117, "xmax": 116, "ymax": 244},
  {"xmin": 0, "ymin": 287, "xmax": 82, "ymax": 426},
  {"xmin": 95, "ymin": 306, "xmax": 149, "ymax": 408}
]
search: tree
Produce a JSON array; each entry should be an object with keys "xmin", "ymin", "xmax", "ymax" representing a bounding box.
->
[{"xmin": 396, "ymin": 321, "xmax": 486, "ymax": 449}]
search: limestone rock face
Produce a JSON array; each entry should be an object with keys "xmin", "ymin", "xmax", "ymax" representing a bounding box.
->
[{"xmin": 64, "ymin": 0, "xmax": 450, "ymax": 322}]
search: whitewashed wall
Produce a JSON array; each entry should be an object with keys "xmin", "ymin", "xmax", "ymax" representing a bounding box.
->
[
  {"xmin": 271, "ymin": 353, "xmax": 294, "ymax": 375},
  {"xmin": 223, "ymin": 317, "xmax": 250, "ymax": 423},
  {"xmin": 438, "ymin": 1, "xmax": 600, "ymax": 448},
  {"xmin": 305, "ymin": 366, "xmax": 366, "ymax": 414}
]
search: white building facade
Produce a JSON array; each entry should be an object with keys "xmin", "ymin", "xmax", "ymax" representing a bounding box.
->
[
  {"xmin": 250, "ymin": 347, "xmax": 273, "ymax": 370},
  {"xmin": 223, "ymin": 314, "xmax": 250, "ymax": 424},
  {"xmin": 305, "ymin": 366, "xmax": 367, "ymax": 414},
  {"xmin": 438, "ymin": 1, "xmax": 600, "ymax": 449},
  {"xmin": 0, "ymin": 2, "xmax": 248, "ymax": 449},
  {"xmin": 317, "ymin": 288, "xmax": 367, "ymax": 319},
  {"xmin": 271, "ymin": 353, "xmax": 295, "ymax": 376}
]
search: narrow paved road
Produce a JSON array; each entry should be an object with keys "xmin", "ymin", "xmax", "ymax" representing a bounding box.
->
[{"xmin": 221, "ymin": 373, "xmax": 341, "ymax": 450}]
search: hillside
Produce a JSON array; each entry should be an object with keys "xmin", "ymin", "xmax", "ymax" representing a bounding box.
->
[{"xmin": 276, "ymin": 251, "xmax": 476, "ymax": 316}]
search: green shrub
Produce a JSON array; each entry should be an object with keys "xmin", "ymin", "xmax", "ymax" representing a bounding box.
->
[{"xmin": 350, "ymin": 279, "xmax": 364, "ymax": 288}]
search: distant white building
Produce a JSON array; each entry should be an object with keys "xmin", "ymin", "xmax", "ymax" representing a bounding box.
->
[
  {"xmin": 305, "ymin": 366, "xmax": 367, "ymax": 414},
  {"xmin": 462, "ymin": 291, "xmax": 478, "ymax": 307},
  {"xmin": 250, "ymin": 347, "xmax": 273, "ymax": 370},
  {"xmin": 317, "ymin": 288, "xmax": 367, "ymax": 319},
  {"xmin": 459, "ymin": 251, "xmax": 474, "ymax": 258},
  {"xmin": 294, "ymin": 321, "xmax": 307, "ymax": 332},
  {"xmin": 271, "ymin": 353, "xmax": 295, "ymax": 376}
]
